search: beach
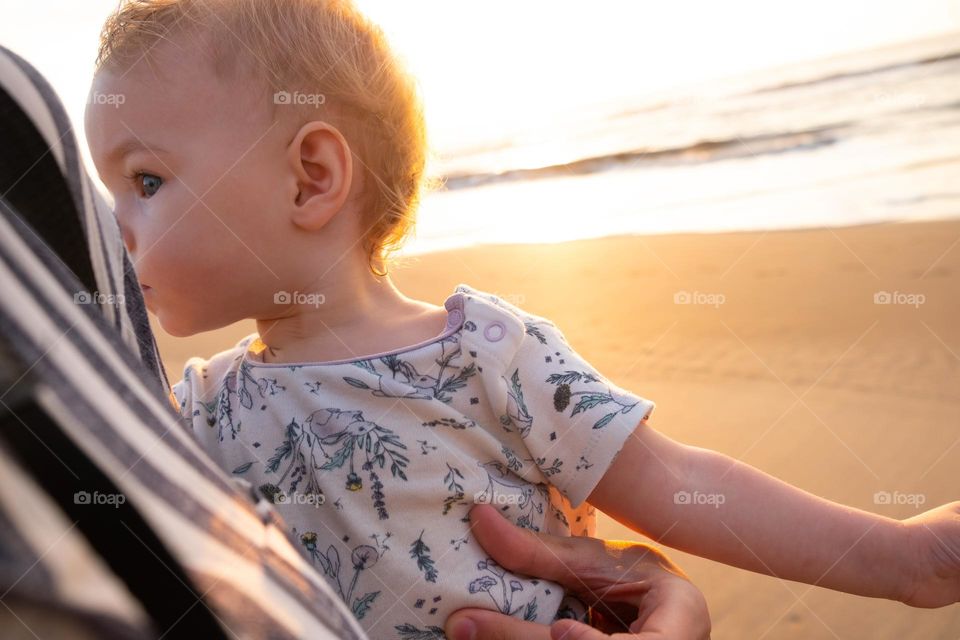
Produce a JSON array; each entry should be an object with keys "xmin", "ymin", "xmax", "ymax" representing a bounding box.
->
[{"xmin": 154, "ymin": 219, "xmax": 960, "ymax": 638}]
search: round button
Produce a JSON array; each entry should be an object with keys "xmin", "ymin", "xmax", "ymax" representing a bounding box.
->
[
  {"xmin": 447, "ymin": 309, "xmax": 464, "ymax": 327},
  {"xmin": 484, "ymin": 321, "xmax": 506, "ymax": 342}
]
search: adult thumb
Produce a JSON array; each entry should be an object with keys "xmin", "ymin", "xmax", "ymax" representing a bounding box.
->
[{"xmin": 445, "ymin": 607, "xmax": 553, "ymax": 640}]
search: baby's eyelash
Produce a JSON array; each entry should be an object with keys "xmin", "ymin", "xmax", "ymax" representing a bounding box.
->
[{"xmin": 122, "ymin": 170, "xmax": 163, "ymax": 198}]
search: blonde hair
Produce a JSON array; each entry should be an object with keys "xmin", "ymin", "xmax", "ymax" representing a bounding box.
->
[{"xmin": 96, "ymin": 0, "xmax": 429, "ymax": 276}]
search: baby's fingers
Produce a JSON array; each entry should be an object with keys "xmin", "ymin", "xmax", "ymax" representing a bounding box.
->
[{"xmin": 445, "ymin": 608, "xmax": 553, "ymax": 640}]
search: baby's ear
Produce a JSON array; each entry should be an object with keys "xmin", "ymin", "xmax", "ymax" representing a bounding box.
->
[{"xmin": 285, "ymin": 121, "xmax": 354, "ymax": 231}]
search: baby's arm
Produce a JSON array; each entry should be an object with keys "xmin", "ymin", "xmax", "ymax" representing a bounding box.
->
[{"xmin": 588, "ymin": 421, "xmax": 911, "ymax": 601}]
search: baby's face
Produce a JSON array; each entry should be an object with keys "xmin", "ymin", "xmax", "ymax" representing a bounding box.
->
[{"xmin": 85, "ymin": 40, "xmax": 296, "ymax": 336}]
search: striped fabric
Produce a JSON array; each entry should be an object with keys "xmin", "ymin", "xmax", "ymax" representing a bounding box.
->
[
  {"xmin": 0, "ymin": 45, "xmax": 368, "ymax": 640},
  {"xmin": 0, "ymin": 44, "xmax": 169, "ymax": 399}
]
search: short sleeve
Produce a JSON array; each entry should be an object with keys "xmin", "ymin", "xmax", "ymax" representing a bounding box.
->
[
  {"xmin": 171, "ymin": 375, "xmax": 190, "ymax": 420},
  {"xmin": 167, "ymin": 389, "xmax": 181, "ymax": 414},
  {"xmin": 503, "ymin": 318, "xmax": 655, "ymax": 508}
]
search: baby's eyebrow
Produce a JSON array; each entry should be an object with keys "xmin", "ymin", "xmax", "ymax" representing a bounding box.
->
[{"xmin": 105, "ymin": 138, "xmax": 170, "ymax": 164}]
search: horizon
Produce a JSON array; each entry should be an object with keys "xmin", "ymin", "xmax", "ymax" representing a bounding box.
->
[
  {"xmin": 1, "ymin": 1, "xmax": 957, "ymax": 253},
  {"xmin": 0, "ymin": 1, "xmax": 957, "ymax": 158}
]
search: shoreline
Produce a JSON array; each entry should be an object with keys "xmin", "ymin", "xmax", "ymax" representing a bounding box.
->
[{"xmin": 398, "ymin": 214, "xmax": 960, "ymax": 257}]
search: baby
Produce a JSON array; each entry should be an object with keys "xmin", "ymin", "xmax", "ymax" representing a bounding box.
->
[{"xmin": 84, "ymin": 1, "xmax": 960, "ymax": 638}]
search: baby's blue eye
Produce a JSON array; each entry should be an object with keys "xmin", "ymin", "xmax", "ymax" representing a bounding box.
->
[
  {"xmin": 125, "ymin": 171, "xmax": 163, "ymax": 198},
  {"xmin": 139, "ymin": 173, "xmax": 163, "ymax": 198}
]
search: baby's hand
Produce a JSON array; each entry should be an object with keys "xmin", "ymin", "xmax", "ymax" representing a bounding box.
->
[{"xmin": 901, "ymin": 501, "xmax": 960, "ymax": 608}]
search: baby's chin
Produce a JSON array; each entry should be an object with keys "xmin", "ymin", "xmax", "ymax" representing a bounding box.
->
[
  {"xmin": 155, "ymin": 315, "xmax": 201, "ymax": 338},
  {"xmin": 154, "ymin": 307, "xmax": 230, "ymax": 338}
]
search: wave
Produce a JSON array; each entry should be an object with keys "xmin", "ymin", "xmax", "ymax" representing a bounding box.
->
[
  {"xmin": 747, "ymin": 50, "xmax": 960, "ymax": 96},
  {"xmin": 440, "ymin": 125, "xmax": 848, "ymax": 191}
]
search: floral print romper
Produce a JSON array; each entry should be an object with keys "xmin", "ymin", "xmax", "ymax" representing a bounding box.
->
[{"xmin": 173, "ymin": 284, "xmax": 655, "ymax": 639}]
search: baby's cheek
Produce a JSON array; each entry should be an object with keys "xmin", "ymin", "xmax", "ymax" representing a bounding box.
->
[{"xmin": 145, "ymin": 268, "xmax": 217, "ymax": 337}]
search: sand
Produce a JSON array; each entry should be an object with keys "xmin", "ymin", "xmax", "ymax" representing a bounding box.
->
[{"xmin": 154, "ymin": 219, "xmax": 960, "ymax": 638}]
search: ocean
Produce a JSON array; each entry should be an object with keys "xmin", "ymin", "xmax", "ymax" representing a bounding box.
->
[{"xmin": 401, "ymin": 32, "xmax": 960, "ymax": 255}]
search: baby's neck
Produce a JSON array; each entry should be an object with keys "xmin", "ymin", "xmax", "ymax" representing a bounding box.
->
[{"xmin": 254, "ymin": 277, "xmax": 446, "ymax": 365}]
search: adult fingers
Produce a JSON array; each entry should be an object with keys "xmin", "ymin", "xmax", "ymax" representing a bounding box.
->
[
  {"xmin": 468, "ymin": 503, "xmax": 611, "ymax": 588},
  {"xmin": 550, "ymin": 619, "xmax": 667, "ymax": 640},
  {"xmin": 445, "ymin": 607, "xmax": 554, "ymax": 640}
]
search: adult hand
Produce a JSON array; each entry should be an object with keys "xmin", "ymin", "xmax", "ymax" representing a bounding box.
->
[{"xmin": 444, "ymin": 504, "xmax": 711, "ymax": 640}]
